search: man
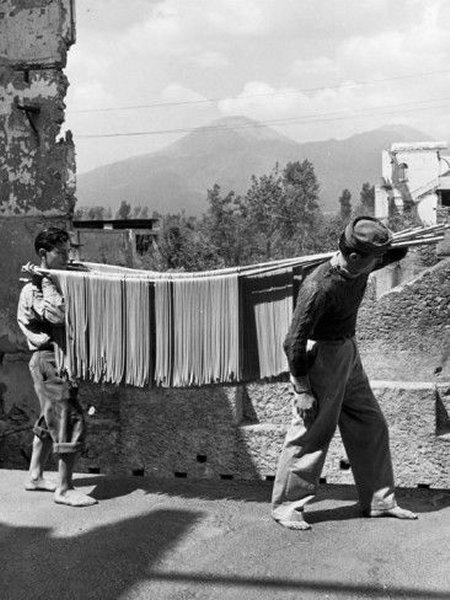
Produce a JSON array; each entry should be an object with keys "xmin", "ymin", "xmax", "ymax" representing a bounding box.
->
[
  {"xmin": 17, "ymin": 227, "xmax": 97, "ymax": 507},
  {"xmin": 272, "ymin": 216, "xmax": 417, "ymax": 530}
]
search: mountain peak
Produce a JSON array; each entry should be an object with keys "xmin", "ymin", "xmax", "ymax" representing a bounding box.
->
[
  {"xmin": 167, "ymin": 115, "xmax": 296, "ymax": 156},
  {"xmin": 209, "ymin": 115, "xmax": 295, "ymax": 143},
  {"xmin": 77, "ymin": 118, "xmax": 443, "ymax": 216}
]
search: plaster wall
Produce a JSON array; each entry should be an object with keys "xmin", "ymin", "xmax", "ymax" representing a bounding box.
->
[
  {"xmin": 0, "ymin": 0, "xmax": 75, "ymax": 353},
  {"xmin": 0, "ymin": 0, "xmax": 74, "ymax": 68},
  {"xmin": 381, "ymin": 149, "xmax": 391, "ymax": 182},
  {"xmin": 417, "ymin": 191, "xmax": 438, "ymax": 225},
  {"xmin": 391, "ymin": 147, "xmax": 442, "ymax": 200},
  {"xmin": 374, "ymin": 185, "xmax": 388, "ymax": 221},
  {"xmin": 0, "ymin": 66, "xmax": 75, "ymax": 217}
]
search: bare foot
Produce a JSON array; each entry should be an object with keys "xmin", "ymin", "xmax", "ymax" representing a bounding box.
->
[
  {"xmin": 367, "ymin": 506, "xmax": 418, "ymax": 520},
  {"xmin": 25, "ymin": 478, "xmax": 57, "ymax": 492},
  {"xmin": 54, "ymin": 490, "xmax": 98, "ymax": 507},
  {"xmin": 275, "ymin": 510, "xmax": 312, "ymax": 530}
]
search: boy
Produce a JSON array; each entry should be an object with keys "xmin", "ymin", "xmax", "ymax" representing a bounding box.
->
[
  {"xmin": 272, "ymin": 216, "xmax": 417, "ymax": 529},
  {"xmin": 17, "ymin": 227, "xmax": 97, "ymax": 507}
]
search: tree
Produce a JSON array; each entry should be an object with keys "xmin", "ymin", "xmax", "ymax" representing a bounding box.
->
[
  {"xmin": 237, "ymin": 159, "xmax": 323, "ymax": 261},
  {"xmin": 338, "ymin": 189, "xmax": 352, "ymax": 222},
  {"xmin": 87, "ymin": 205, "xmax": 105, "ymax": 220},
  {"xmin": 242, "ymin": 164, "xmax": 286, "ymax": 260},
  {"xmin": 116, "ymin": 200, "xmax": 131, "ymax": 220},
  {"xmin": 154, "ymin": 212, "xmax": 209, "ymax": 271},
  {"xmin": 151, "ymin": 159, "xmax": 325, "ymax": 271},
  {"xmin": 315, "ymin": 213, "xmax": 344, "ymax": 252},
  {"xmin": 73, "ymin": 207, "xmax": 85, "ymax": 220},
  {"xmin": 199, "ymin": 184, "xmax": 246, "ymax": 267},
  {"xmin": 354, "ymin": 182, "xmax": 375, "ymax": 216},
  {"xmin": 282, "ymin": 160, "xmax": 322, "ymax": 254}
]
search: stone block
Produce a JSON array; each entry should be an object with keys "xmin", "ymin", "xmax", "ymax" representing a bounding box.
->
[
  {"xmin": 0, "ymin": 0, "xmax": 75, "ymax": 68},
  {"xmin": 243, "ymin": 380, "xmax": 292, "ymax": 424}
]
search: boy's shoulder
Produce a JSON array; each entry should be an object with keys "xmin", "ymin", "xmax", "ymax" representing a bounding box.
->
[{"xmin": 18, "ymin": 281, "xmax": 41, "ymax": 303}]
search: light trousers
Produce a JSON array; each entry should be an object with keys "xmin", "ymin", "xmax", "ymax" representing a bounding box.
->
[{"xmin": 272, "ymin": 338, "xmax": 397, "ymax": 520}]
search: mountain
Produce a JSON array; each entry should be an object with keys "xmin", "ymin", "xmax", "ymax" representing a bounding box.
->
[{"xmin": 76, "ymin": 117, "xmax": 433, "ymax": 215}]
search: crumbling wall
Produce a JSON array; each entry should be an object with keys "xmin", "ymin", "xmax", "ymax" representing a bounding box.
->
[
  {"xmin": 0, "ymin": 0, "xmax": 75, "ymax": 218},
  {"xmin": 0, "ymin": 0, "xmax": 75, "ymax": 449},
  {"xmin": 0, "ymin": 0, "xmax": 75, "ymax": 351},
  {"xmin": 358, "ymin": 258, "xmax": 449, "ymax": 381}
]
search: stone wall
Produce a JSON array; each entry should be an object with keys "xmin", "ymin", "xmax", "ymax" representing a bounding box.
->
[
  {"xmin": 79, "ymin": 258, "xmax": 448, "ymax": 488},
  {"xmin": 358, "ymin": 258, "xmax": 449, "ymax": 381},
  {"xmin": 1, "ymin": 255, "xmax": 448, "ymax": 488},
  {"xmin": 2, "ymin": 365, "xmax": 447, "ymax": 488},
  {"xmin": 2, "ymin": 259, "xmax": 448, "ymax": 488}
]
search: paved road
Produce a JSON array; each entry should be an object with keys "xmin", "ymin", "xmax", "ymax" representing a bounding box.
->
[{"xmin": 1, "ymin": 469, "xmax": 449, "ymax": 600}]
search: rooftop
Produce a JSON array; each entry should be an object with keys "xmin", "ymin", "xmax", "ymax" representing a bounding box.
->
[
  {"xmin": 73, "ymin": 218, "xmax": 159, "ymax": 230},
  {"xmin": 1, "ymin": 469, "xmax": 449, "ymax": 600},
  {"xmin": 390, "ymin": 141, "xmax": 448, "ymax": 152}
]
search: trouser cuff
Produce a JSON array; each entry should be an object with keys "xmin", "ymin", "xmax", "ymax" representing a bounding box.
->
[{"xmin": 53, "ymin": 442, "xmax": 82, "ymax": 454}]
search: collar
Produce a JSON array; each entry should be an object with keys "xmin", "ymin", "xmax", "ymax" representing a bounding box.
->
[{"xmin": 329, "ymin": 253, "xmax": 354, "ymax": 280}]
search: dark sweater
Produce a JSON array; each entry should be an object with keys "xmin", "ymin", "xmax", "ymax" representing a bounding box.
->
[{"xmin": 283, "ymin": 248, "xmax": 407, "ymax": 376}]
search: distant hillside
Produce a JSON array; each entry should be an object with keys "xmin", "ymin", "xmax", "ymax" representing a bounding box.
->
[{"xmin": 76, "ymin": 117, "xmax": 433, "ymax": 215}]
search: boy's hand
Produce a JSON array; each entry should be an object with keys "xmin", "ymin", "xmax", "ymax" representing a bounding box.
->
[{"xmin": 21, "ymin": 262, "xmax": 45, "ymax": 280}]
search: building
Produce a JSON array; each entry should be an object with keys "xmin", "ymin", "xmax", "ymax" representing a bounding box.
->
[
  {"xmin": 71, "ymin": 218, "xmax": 160, "ymax": 267},
  {"xmin": 375, "ymin": 141, "xmax": 450, "ymax": 225}
]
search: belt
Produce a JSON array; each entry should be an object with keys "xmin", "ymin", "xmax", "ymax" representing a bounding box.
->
[{"xmin": 32, "ymin": 345, "xmax": 54, "ymax": 353}]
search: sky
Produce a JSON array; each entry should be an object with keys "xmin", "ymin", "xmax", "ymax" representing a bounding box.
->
[{"xmin": 63, "ymin": 0, "xmax": 450, "ymax": 174}]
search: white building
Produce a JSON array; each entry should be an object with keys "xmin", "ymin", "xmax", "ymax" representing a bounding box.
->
[{"xmin": 375, "ymin": 141, "xmax": 450, "ymax": 225}]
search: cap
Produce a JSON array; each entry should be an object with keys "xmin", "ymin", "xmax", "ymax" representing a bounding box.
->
[{"xmin": 343, "ymin": 216, "xmax": 393, "ymax": 256}]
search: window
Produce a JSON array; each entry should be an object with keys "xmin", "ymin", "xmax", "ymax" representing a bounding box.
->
[{"xmin": 397, "ymin": 162, "xmax": 408, "ymax": 183}]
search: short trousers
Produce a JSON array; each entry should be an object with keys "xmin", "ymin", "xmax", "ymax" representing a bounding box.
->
[{"xmin": 29, "ymin": 350, "xmax": 85, "ymax": 454}]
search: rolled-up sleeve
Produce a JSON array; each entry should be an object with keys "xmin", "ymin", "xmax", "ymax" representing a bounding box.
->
[
  {"xmin": 283, "ymin": 281, "xmax": 328, "ymax": 377},
  {"xmin": 33, "ymin": 277, "xmax": 65, "ymax": 325},
  {"xmin": 17, "ymin": 286, "xmax": 51, "ymax": 348}
]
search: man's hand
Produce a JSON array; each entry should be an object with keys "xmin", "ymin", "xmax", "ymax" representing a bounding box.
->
[
  {"xmin": 290, "ymin": 374, "xmax": 318, "ymax": 424},
  {"xmin": 294, "ymin": 391, "xmax": 318, "ymax": 424}
]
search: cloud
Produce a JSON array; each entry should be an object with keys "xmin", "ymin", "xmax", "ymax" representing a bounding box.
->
[
  {"xmin": 218, "ymin": 81, "xmax": 304, "ymax": 120},
  {"xmin": 189, "ymin": 51, "xmax": 230, "ymax": 69},
  {"xmin": 65, "ymin": 0, "xmax": 450, "ymax": 173},
  {"xmin": 160, "ymin": 83, "xmax": 209, "ymax": 103}
]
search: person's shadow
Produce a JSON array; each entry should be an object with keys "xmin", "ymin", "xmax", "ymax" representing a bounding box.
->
[{"xmin": 1, "ymin": 508, "xmax": 203, "ymax": 600}]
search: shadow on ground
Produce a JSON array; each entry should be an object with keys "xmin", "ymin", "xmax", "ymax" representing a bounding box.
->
[
  {"xmin": 1, "ymin": 503, "xmax": 449, "ymax": 600},
  {"xmin": 1, "ymin": 509, "xmax": 203, "ymax": 600},
  {"xmin": 72, "ymin": 474, "xmax": 450, "ymax": 518}
]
